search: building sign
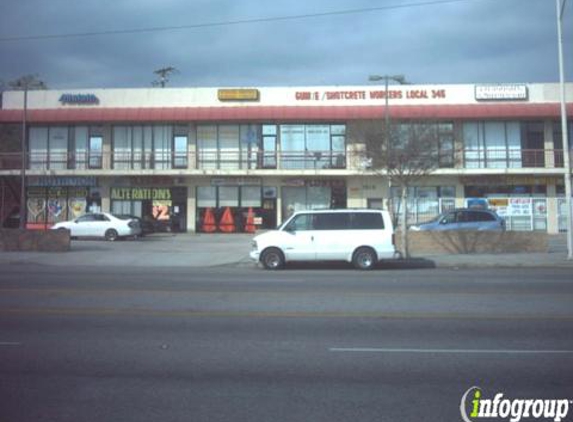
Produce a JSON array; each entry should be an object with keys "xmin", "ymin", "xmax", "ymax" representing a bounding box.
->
[
  {"xmin": 460, "ymin": 175, "xmax": 560, "ymax": 185},
  {"xmin": 217, "ymin": 89, "xmax": 260, "ymax": 101},
  {"xmin": 294, "ymin": 88, "xmax": 447, "ymax": 101},
  {"xmin": 59, "ymin": 93, "xmax": 100, "ymax": 105},
  {"xmin": 28, "ymin": 176, "xmax": 97, "ymax": 187},
  {"xmin": 111, "ymin": 187, "xmax": 172, "ymax": 201},
  {"xmin": 508, "ymin": 198, "xmax": 532, "ymax": 215},
  {"xmin": 475, "ymin": 84, "xmax": 528, "ymax": 101},
  {"xmin": 210, "ymin": 177, "xmax": 262, "ymax": 186}
]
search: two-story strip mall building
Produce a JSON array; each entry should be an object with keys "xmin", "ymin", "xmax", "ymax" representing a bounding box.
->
[{"xmin": 0, "ymin": 83, "xmax": 571, "ymax": 233}]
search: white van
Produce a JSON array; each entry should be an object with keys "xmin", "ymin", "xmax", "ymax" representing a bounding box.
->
[{"xmin": 250, "ymin": 209, "xmax": 396, "ymax": 270}]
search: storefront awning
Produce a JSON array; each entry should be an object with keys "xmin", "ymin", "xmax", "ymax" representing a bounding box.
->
[{"xmin": 0, "ymin": 103, "xmax": 571, "ymax": 123}]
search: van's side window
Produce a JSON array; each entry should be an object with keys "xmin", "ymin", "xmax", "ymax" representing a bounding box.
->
[
  {"xmin": 351, "ymin": 212, "xmax": 384, "ymax": 229},
  {"xmin": 284, "ymin": 214, "xmax": 313, "ymax": 231},
  {"xmin": 314, "ymin": 213, "xmax": 349, "ymax": 230}
]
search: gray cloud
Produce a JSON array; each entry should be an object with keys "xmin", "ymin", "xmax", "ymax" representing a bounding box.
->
[{"xmin": 1, "ymin": 0, "xmax": 571, "ymax": 89}]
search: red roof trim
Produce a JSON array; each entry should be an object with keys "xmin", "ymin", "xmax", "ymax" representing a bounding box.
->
[{"xmin": 0, "ymin": 104, "xmax": 571, "ymax": 123}]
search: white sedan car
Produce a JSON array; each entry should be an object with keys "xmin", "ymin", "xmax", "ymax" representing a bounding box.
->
[{"xmin": 51, "ymin": 212, "xmax": 142, "ymax": 241}]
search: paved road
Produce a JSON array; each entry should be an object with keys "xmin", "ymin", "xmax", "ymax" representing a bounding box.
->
[{"xmin": 1, "ymin": 266, "xmax": 572, "ymax": 422}]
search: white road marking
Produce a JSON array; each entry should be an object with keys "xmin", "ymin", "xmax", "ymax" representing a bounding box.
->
[{"xmin": 329, "ymin": 347, "xmax": 573, "ymax": 354}]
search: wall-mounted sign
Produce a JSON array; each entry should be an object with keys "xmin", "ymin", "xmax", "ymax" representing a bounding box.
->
[
  {"xmin": 475, "ymin": 84, "xmax": 528, "ymax": 101},
  {"xmin": 111, "ymin": 187, "xmax": 171, "ymax": 201},
  {"xmin": 210, "ymin": 177, "xmax": 262, "ymax": 186},
  {"xmin": 28, "ymin": 176, "xmax": 97, "ymax": 187},
  {"xmin": 294, "ymin": 89, "xmax": 447, "ymax": 101},
  {"xmin": 217, "ymin": 89, "xmax": 260, "ymax": 102},
  {"xmin": 59, "ymin": 93, "xmax": 100, "ymax": 105}
]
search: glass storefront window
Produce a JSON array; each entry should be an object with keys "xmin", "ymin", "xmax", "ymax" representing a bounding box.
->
[
  {"xmin": 153, "ymin": 126, "xmax": 172, "ymax": 170},
  {"xmin": 241, "ymin": 186, "xmax": 262, "ymax": 207},
  {"xmin": 219, "ymin": 186, "xmax": 239, "ymax": 207},
  {"xmin": 197, "ymin": 186, "xmax": 217, "ymax": 208},
  {"xmin": 74, "ymin": 126, "xmax": 88, "ymax": 170},
  {"xmin": 29, "ymin": 127, "xmax": 49, "ymax": 170}
]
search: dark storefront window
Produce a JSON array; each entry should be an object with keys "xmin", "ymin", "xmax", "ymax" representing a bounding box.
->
[
  {"xmin": 110, "ymin": 187, "xmax": 187, "ymax": 233},
  {"xmin": 196, "ymin": 185, "xmax": 265, "ymax": 232},
  {"xmin": 281, "ymin": 180, "xmax": 346, "ymax": 222}
]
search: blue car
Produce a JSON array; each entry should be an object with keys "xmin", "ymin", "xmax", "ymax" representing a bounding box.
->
[{"xmin": 410, "ymin": 209, "xmax": 506, "ymax": 231}]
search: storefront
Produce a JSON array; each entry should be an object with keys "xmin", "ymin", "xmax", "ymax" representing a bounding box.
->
[
  {"xmin": 196, "ymin": 178, "xmax": 272, "ymax": 233},
  {"xmin": 281, "ymin": 179, "xmax": 346, "ymax": 219},
  {"xmin": 25, "ymin": 176, "xmax": 100, "ymax": 229},
  {"xmin": 110, "ymin": 186, "xmax": 187, "ymax": 232},
  {"xmin": 462, "ymin": 176, "xmax": 557, "ymax": 231}
]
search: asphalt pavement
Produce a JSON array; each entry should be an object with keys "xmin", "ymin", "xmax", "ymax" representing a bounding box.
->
[
  {"xmin": 1, "ymin": 266, "xmax": 572, "ymax": 422},
  {"xmin": 0, "ymin": 232, "xmax": 572, "ymax": 269}
]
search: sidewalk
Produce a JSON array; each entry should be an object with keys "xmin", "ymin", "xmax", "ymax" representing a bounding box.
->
[{"xmin": 0, "ymin": 232, "xmax": 572, "ymax": 269}]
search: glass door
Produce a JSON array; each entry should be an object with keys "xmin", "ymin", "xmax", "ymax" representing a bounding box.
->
[
  {"xmin": 88, "ymin": 136, "xmax": 103, "ymax": 169},
  {"xmin": 172, "ymin": 135, "xmax": 188, "ymax": 169}
]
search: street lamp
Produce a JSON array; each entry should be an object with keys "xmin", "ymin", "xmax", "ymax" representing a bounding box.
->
[
  {"xmin": 368, "ymin": 74, "xmax": 409, "ymax": 214},
  {"xmin": 555, "ymin": 0, "xmax": 572, "ymax": 260},
  {"xmin": 9, "ymin": 75, "xmax": 46, "ymax": 230},
  {"xmin": 368, "ymin": 74, "xmax": 408, "ymax": 130}
]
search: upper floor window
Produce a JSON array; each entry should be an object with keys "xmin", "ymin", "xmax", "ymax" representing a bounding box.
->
[
  {"xmin": 112, "ymin": 125, "xmax": 186, "ymax": 170},
  {"xmin": 197, "ymin": 124, "xmax": 260, "ymax": 170},
  {"xmin": 28, "ymin": 126, "xmax": 102, "ymax": 170},
  {"xmin": 463, "ymin": 121, "xmax": 548, "ymax": 169},
  {"xmin": 278, "ymin": 124, "xmax": 346, "ymax": 169}
]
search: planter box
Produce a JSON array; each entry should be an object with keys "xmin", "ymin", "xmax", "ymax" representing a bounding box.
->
[
  {"xmin": 0, "ymin": 229, "xmax": 71, "ymax": 252},
  {"xmin": 395, "ymin": 231, "xmax": 548, "ymax": 254}
]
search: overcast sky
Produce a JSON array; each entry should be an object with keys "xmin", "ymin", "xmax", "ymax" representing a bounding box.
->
[{"xmin": 0, "ymin": 0, "xmax": 571, "ymax": 89}]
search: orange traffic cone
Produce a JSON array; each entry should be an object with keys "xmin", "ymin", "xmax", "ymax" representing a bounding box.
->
[
  {"xmin": 202, "ymin": 207, "xmax": 216, "ymax": 233},
  {"xmin": 219, "ymin": 207, "xmax": 236, "ymax": 233},
  {"xmin": 244, "ymin": 207, "xmax": 256, "ymax": 233}
]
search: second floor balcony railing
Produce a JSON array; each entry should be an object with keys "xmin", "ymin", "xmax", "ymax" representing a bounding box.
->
[
  {"xmin": 0, "ymin": 149, "xmax": 567, "ymax": 172},
  {"xmin": 463, "ymin": 149, "xmax": 565, "ymax": 169},
  {"xmin": 0, "ymin": 150, "xmax": 349, "ymax": 172}
]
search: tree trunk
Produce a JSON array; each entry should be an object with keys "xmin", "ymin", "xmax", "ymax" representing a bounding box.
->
[{"xmin": 400, "ymin": 185, "xmax": 409, "ymax": 259}]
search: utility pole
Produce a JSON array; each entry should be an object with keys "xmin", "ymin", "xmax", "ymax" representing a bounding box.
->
[
  {"xmin": 555, "ymin": 0, "xmax": 572, "ymax": 259},
  {"xmin": 152, "ymin": 66, "xmax": 178, "ymax": 88},
  {"xmin": 9, "ymin": 75, "xmax": 46, "ymax": 229}
]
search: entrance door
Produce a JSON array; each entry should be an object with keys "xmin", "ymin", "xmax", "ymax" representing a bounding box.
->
[
  {"xmin": 173, "ymin": 135, "xmax": 188, "ymax": 169},
  {"xmin": 171, "ymin": 187, "xmax": 187, "ymax": 232},
  {"xmin": 88, "ymin": 136, "xmax": 103, "ymax": 169}
]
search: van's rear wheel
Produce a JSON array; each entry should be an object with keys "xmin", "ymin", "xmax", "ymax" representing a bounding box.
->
[
  {"xmin": 261, "ymin": 248, "xmax": 285, "ymax": 270},
  {"xmin": 353, "ymin": 247, "xmax": 377, "ymax": 270}
]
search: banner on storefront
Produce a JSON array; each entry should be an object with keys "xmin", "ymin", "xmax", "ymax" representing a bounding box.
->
[
  {"xmin": 111, "ymin": 187, "xmax": 172, "ymax": 201},
  {"xmin": 210, "ymin": 177, "xmax": 262, "ymax": 186},
  {"xmin": 28, "ymin": 176, "xmax": 97, "ymax": 187}
]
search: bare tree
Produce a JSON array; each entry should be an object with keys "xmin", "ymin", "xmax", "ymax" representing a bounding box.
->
[{"xmin": 361, "ymin": 120, "xmax": 448, "ymax": 258}]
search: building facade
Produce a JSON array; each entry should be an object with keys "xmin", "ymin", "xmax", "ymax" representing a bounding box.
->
[{"xmin": 0, "ymin": 83, "xmax": 571, "ymax": 233}]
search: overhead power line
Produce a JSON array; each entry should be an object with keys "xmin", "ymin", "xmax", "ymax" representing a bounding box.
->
[{"xmin": 0, "ymin": 0, "xmax": 521, "ymax": 42}]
